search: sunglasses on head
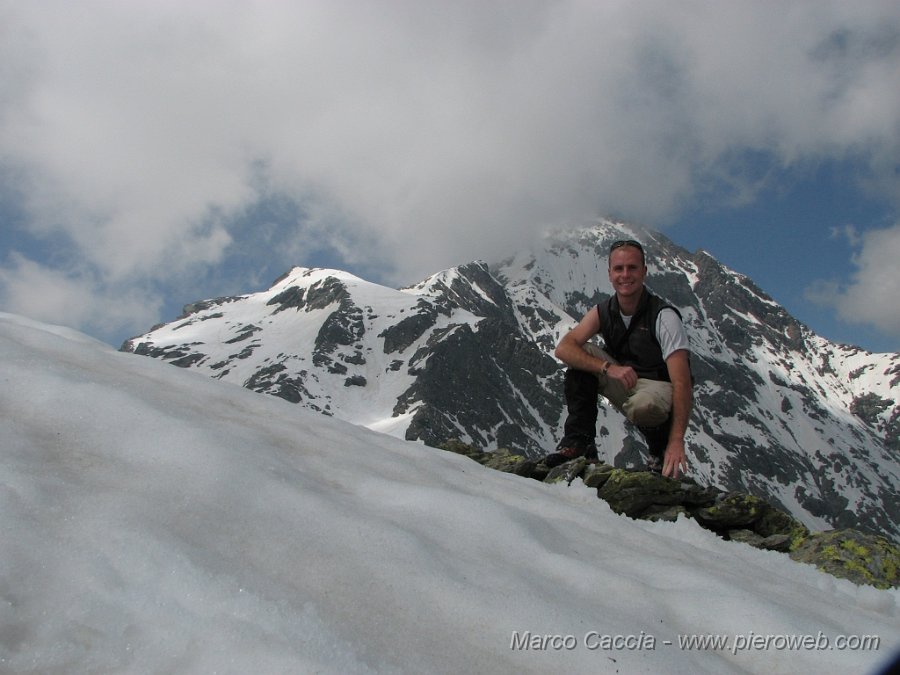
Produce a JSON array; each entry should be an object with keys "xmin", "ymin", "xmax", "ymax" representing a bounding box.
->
[{"xmin": 609, "ymin": 239, "xmax": 644, "ymax": 254}]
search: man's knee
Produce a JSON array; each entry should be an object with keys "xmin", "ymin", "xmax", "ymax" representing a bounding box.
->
[
  {"xmin": 622, "ymin": 381, "xmax": 672, "ymax": 427},
  {"xmin": 625, "ymin": 400, "xmax": 670, "ymax": 427}
]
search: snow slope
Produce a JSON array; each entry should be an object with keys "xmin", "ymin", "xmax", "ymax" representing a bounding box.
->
[{"xmin": 1, "ymin": 311, "xmax": 898, "ymax": 674}]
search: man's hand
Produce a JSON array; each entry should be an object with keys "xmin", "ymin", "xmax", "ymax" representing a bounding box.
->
[
  {"xmin": 662, "ymin": 438, "xmax": 688, "ymax": 479},
  {"xmin": 663, "ymin": 349, "xmax": 692, "ymax": 479},
  {"xmin": 607, "ymin": 364, "xmax": 638, "ymax": 391}
]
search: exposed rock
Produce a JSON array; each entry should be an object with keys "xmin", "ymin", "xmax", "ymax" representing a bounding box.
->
[
  {"xmin": 789, "ymin": 529, "xmax": 900, "ymax": 590},
  {"xmin": 544, "ymin": 457, "xmax": 588, "ymax": 485},
  {"xmin": 439, "ymin": 439, "xmax": 898, "ymax": 589},
  {"xmin": 225, "ymin": 324, "xmax": 262, "ymax": 344},
  {"xmin": 597, "ymin": 470, "xmax": 723, "ymax": 519},
  {"xmin": 642, "ymin": 504, "xmax": 689, "ymax": 523},
  {"xmin": 597, "ymin": 470, "xmax": 686, "ymax": 518},
  {"xmin": 483, "ymin": 447, "xmax": 531, "ymax": 473},
  {"xmin": 397, "ymin": 319, "xmax": 563, "ymax": 454},
  {"xmin": 266, "ymin": 286, "xmax": 306, "ymax": 313},
  {"xmin": 378, "ymin": 301, "xmax": 440, "ymax": 354},
  {"xmin": 729, "ymin": 530, "xmax": 793, "ymax": 553},
  {"xmin": 583, "ymin": 463, "xmax": 615, "ymax": 489},
  {"xmin": 692, "ymin": 492, "xmax": 808, "ymax": 545}
]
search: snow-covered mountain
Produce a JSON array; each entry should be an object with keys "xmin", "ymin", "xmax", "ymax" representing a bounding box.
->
[{"xmin": 123, "ymin": 221, "xmax": 900, "ymax": 541}]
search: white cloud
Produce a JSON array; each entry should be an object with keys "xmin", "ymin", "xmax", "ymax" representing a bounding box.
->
[
  {"xmin": 808, "ymin": 222, "xmax": 900, "ymax": 340},
  {"xmin": 1, "ymin": 0, "xmax": 899, "ymax": 341},
  {"xmin": 0, "ymin": 253, "xmax": 163, "ymax": 342}
]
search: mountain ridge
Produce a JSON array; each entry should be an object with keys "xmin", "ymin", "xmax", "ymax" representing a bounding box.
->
[{"xmin": 122, "ymin": 220, "xmax": 900, "ymax": 541}]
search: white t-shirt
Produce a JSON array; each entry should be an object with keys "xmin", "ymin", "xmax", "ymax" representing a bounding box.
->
[{"xmin": 619, "ymin": 308, "xmax": 689, "ymax": 361}]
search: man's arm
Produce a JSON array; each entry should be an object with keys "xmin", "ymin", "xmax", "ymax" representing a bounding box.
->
[
  {"xmin": 662, "ymin": 349, "xmax": 692, "ymax": 479},
  {"xmin": 554, "ymin": 309, "xmax": 603, "ymax": 371},
  {"xmin": 555, "ymin": 309, "xmax": 639, "ymax": 390}
]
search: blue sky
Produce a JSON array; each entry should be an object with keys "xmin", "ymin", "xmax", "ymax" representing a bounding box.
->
[
  {"xmin": 1, "ymin": 1, "xmax": 899, "ymax": 353},
  {"xmin": 667, "ymin": 157, "xmax": 899, "ymax": 352}
]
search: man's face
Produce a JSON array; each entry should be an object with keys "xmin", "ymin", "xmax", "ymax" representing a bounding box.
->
[{"xmin": 608, "ymin": 246, "xmax": 647, "ymax": 300}]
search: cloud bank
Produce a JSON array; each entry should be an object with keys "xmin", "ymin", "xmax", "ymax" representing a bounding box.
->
[
  {"xmin": 1, "ymin": 0, "xmax": 899, "ymax": 344},
  {"xmin": 808, "ymin": 223, "xmax": 900, "ymax": 338}
]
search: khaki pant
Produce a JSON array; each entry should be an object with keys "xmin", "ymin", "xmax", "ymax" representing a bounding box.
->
[{"xmin": 583, "ymin": 343, "xmax": 672, "ymax": 428}]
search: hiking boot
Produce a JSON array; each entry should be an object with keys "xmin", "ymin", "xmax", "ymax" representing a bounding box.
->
[{"xmin": 542, "ymin": 440, "xmax": 598, "ymax": 468}]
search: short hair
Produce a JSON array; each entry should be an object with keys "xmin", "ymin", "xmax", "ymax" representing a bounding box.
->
[{"xmin": 609, "ymin": 239, "xmax": 645, "ymax": 266}]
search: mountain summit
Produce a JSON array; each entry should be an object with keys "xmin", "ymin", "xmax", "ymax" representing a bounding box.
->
[{"xmin": 123, "ymin": 221, "xmax": 900, "ymax": 540}]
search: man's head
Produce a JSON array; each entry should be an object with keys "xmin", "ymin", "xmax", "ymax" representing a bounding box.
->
[{"xmin": 608, "ymin": 239, "xmax": 647, "ymax": 303}]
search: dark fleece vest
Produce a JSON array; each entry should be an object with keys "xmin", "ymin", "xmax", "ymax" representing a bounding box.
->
[{"xmin": 596, "ymin": 288, "xmax": 680, "ymax": 382}]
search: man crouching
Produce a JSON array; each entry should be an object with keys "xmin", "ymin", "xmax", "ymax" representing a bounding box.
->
[{"xmin": 549, "ymin": 239, "xmax": 693, "ymax": 479}]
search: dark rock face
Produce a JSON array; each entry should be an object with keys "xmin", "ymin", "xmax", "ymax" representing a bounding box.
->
[
  {"xmin": 398, "ymin": 319, "xmax": 563, "ymax": 453},
  {"xmin": 852, "ymin": 392, "xmax": 899, "ymax": 454},
  {"xmin": 267, "ymin": 286, "xmax": 306, "ymax": 313},
  {"xmin": 424, "ymin": 261, "xmax": 515, "ymax": 318},
  {"xmin": 378, "ymin": 301, "xmax": 441, "ymax": 355}
]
